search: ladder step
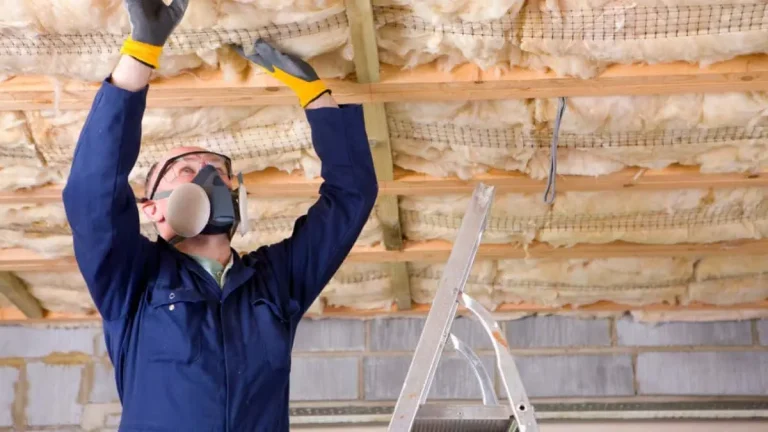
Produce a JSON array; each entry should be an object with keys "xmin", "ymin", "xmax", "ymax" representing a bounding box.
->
[{"xmin": 412, "ymin": 419, "xmax": 518, "ymax": 432}]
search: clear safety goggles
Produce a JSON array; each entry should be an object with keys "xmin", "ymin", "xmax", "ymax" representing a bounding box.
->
[{"xmin": 144, "ymin": 150, "xmax": 233, "ymax": 201}]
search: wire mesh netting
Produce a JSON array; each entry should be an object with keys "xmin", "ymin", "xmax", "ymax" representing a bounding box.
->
[
  {"xmin": 327, "ymin": 271, "xmax": 391, "ymax": 284},
  {"xmin": 0, "ymin": 12, "xmax": 349, "ymax": 56},
  {"xmin": 401, "ymin": 200, "xmax": 768, "ymax": 234},
  {"xmin": 695, "ymin": 271, "xmax": 768, "ymax": 283},
  {"xmin": 375, "ymin": 6, "xmax": 517, "ymax": 38},
  {"xmin": 410, "ymin": 265, "xmax": 690, "ymax": 290},
  {"xmin": 0, "ymin": 145, "xmax": 41, "ymax": 164},
  {"xmin": 374, "ymin": 4, "xmax": 768, "ymax": 40},
  {"xmin": 35, "ymin": 120, "xmax": 313, "ymax": 169},
  {"xmin": 4, "ymin": 4, "xmax": 764, "ymax": 55},
  {"xmin": 389, "ymin": 119, "xmax": 768, "ymax": 149}
]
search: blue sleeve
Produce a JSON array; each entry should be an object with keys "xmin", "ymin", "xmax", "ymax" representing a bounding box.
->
[
  {"xmin": 260, "ymin": 104, "xmax": 378, "ymax": 317},
  {"xmin": 62, "ymin": 79, "xmax": 155, "ymax": 321}
]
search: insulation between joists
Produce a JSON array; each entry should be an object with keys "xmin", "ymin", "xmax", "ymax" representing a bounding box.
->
[
  {"xmin": 387, "ymin": 93, "xmax": 768, "ymax": 181},
  {"xmin": 4, "ymin": 255, "xmax": 768, "ymax": 315},
  {"xmin": 0, "ymin": 1, "xmax": 765, "ymax": 82},
  {"xmin": 1, "ymin": 0, "xmax": 354, "ymax": 81},
  {"xmin": 1, "ymin": 0, "xmax": 768, "ymax": 317},
  {"xmin": 374, "ymin": 0, "xmax": 768, "ymax": 77},
  {"xmin": 3, "ymin": 91, "xmax": 768, "ymax": 191}
]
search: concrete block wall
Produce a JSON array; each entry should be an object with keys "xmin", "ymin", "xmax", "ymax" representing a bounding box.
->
[{"xmin": 2, "ymin": 316, "xmax": 768, "ymax": 431}]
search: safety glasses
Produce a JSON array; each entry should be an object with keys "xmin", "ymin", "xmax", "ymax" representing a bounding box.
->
[{"xmin": 143, "ymin": 150, "xmax": 233, "ymax": 201}]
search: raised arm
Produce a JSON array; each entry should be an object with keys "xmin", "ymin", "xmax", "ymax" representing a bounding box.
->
[
  {"xmin": 62, "ymin": 0, "xmax": 189, "ymax": 321},
  {"xmin": 236, "ymin": 41, "xmax": 378, "ymax": 316}
]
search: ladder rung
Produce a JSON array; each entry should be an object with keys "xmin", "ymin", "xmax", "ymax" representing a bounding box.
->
[
  {"xmin": 416, "ymin": 403, "xmax": 513, "ymax": 420},
  {"xmin": 412, "ymin": 419, "xmax": 518, "ymax": 432}
]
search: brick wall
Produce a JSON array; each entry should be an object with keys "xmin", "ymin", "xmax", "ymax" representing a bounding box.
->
[{"xmin": 1, "ymin": 316, "xmax": 768, "ymax": 431}]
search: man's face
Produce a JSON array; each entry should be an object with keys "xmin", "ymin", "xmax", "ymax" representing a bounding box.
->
[
  {"xmin": 141, "ymin": 146, "xmax": 234, "ymax": 238},
  {"xmin": 152, "ymin": 152, "xmax": 233, "ymax": 196}
]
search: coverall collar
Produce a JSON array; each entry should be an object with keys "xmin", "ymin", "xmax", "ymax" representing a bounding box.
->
[
  {"xmin": 155, "ymin": 236, "xmax": 255, "ymax": 300},
  {"xmin": 187, "ymin": 253, "xmax": 234, "ymax": 288}
]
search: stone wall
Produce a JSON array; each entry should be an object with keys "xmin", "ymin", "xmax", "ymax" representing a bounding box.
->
[{"xmin": 1, "ymin": 316, "xmax": 768, "ymax": 431}]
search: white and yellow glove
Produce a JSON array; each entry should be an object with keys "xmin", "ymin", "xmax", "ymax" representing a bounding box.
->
[
  {"xmin": 233, "ymin": 39, "xmax": 330, "ymax": 108},
  {"xmin": 120, "ymin": 0, "xmax": 189, "ymax": 69}
]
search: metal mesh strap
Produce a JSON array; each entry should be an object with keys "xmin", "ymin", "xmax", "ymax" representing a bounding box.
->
[
  {"xmin": 374, "ymin": 4, "xmax": 768, "ymax": 40},
  {"xmin": 402, "ymin": 200, "xmax": 768, "ymax": 233},
  {"xmin": 0, "ymin": 13, "xmax": 348, "ymax": 56},
  {"xmin": 389, "ymin": 120, "xmax": 768, "ymax": 150}
]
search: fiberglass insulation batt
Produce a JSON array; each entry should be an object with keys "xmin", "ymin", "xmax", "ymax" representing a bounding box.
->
[
  {"xmin": 374, "ymin": 0, "xmax": 768, "ymax": 77},
  {"xmin": 8, "ymin": 255, "xmax": 768, "ymax": 314},
  {"xmin": 1, "ymin": 0, "xmax": 768, "ymax": 316},
  {"xmin": 0, "ymin": 0, "xmax": 354, "ymax": 81},
  {"xmin": 387, "ymin": 92, "xmax": 768, "ymax": 181}
]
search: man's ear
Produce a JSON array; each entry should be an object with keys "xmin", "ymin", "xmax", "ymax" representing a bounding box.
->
[{"xmin": 140, "ymin": 200, "xmax": 164, "ymax": 223}]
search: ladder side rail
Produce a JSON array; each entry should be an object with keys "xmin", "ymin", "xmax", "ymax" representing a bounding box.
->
[{"xmin": 388, "ymin": 183, "xmax": 496, "ymax": 431}]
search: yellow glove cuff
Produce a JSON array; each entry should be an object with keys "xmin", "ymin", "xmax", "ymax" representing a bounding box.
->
[
  {"xmin": 120, "ymin": 37, "xmax": 163, "ymax": 69},
  {"xmin": 271, "ymin": 67, "xmax": 329, "ymax": 108}
]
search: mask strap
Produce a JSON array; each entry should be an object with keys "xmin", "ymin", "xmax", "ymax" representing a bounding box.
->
[{"xmin": 237, "ymin": 172, "xmax": 249, "ymax": 236}]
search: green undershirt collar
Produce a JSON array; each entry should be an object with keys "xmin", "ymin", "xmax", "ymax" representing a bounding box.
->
[{"xmin": 188, "ymin": 253, "xmax": 234, "ymax": 288}]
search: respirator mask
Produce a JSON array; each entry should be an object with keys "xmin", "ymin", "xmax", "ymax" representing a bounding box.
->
[{"xmin": 141, "ymin": 151, "xmax": 249, "ymax": 245}]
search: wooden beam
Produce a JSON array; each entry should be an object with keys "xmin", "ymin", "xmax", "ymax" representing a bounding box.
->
[
  {"xmin": 3, "ymin": 299, "xmax": 768, "ymax": 322},
  {"xmin": 306, "ymin": 300, "xmax": 768, "ymax": 318},
  {"xmin": 388, "ymin": 166, "xmax": 768, "ymax": 196},
  {"xmin": 344, "ymin": 239, "xmax": 768, "ymax": 263},
  {"xmin": 0, "ymin": 272, "xmax": 43, "ymax": 318},
  {"xmin": 370, "ymin": 55, "xmax": 768, "ymax": 102},
  {"xmin": 1, "ymin": 239, "xmax": 767, "ymax": 272},
  {"xmin": 2, "ymin": 55, "xmax": 768, "ymax": 110},
  {"xmin": 2, "ymin": 166, "xmax": 766, "ymax": 204},
  {"xmin": 346, "ymin": 0, "xmax": 411, "ymax": 309},
  {"xmin": 0, "ymin": 70, "xmax": 366, "ymax": 111}
]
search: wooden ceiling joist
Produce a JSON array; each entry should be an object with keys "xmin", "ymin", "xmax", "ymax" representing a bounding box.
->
[
  {"xmin": 2, "ymin": 299, "xmax": 768, "ymax": 322},
  {"xmin": 345, "ymin": 0, "xmax": 412, "ymax": 309},
  {"xmin": 1, "ymin": 238, "xmax": 766, "ymax": 272},
  {"xmin": 2, "ymin": 55, "xmax": 767, "ymax": 110},
  {"xmin": 2, "ymin": 165, "xmax": 765, "ymax": 205}
]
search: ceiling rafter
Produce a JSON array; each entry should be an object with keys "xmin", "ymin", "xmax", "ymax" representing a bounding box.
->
[
  {"xmin": 1, "ymin": 239, "xmax": 767, "ymax": 273},
  {"xmin": 3, "ymin": 299, "xmax": 768, "ymax": 322},
  {"xmin": 1, "ymin": 55, "xmax": 767, "ymax": 110},
  {"xmin": 2, "ymin": 165, "xmax": 765, "ymax": 204},
  {"xmin": 1, "ymin": 6, "xmax": 768, "ymax": 320},
  {"xmin": 345, "ymin": 0, "xmax": 411, "ymax": 309}
]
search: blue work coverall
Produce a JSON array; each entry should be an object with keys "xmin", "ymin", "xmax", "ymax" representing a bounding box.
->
[{"xmin": 61, "ymin": 79, "xmax": 378, "ymax": 431}]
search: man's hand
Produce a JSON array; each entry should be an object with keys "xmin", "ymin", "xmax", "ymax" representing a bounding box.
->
[
  {"xmin": 120, "ymin": 0, "xmax": 189, "ymax": 69},
  {"xmin": 233, "ymin": 40, "xmax": 332, "ymax": 108}
]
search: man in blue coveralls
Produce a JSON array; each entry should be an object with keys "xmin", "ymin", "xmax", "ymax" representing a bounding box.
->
[{"xmin": 61, "ymin": 1, "xmax": 378, "ymax": 431}]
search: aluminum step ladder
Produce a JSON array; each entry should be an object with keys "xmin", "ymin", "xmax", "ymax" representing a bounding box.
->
[{"xmin": 388, "ymin": 183, "xmax": 539, "ymax": 432}]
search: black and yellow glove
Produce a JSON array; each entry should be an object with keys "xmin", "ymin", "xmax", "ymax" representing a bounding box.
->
[
  {"xmin": 233, "ymin": 40, "xmax": 330, "ymax": 108},
  {"xmin": 120, "ymin": 0, "xmax": 189, "ymax": 69}
]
